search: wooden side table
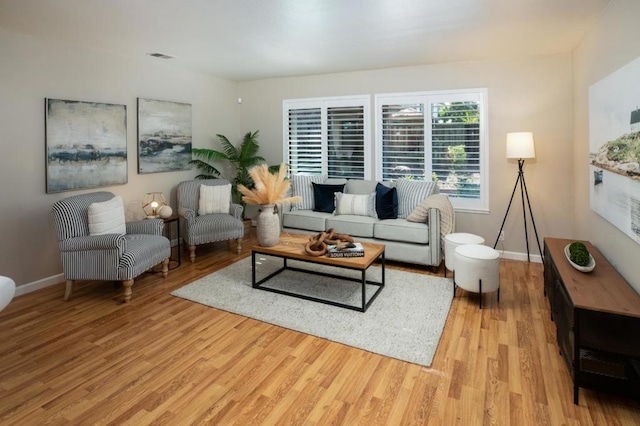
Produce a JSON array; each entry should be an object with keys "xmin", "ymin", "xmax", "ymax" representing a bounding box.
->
[{"xmin": 162, "ymin": 214, "xmax": 181, "ymax": 269}]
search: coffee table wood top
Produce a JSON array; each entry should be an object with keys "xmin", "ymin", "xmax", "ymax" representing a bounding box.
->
[{"xmin": 252, "ymin": 233, "xmax": 385, "ymax": 270}]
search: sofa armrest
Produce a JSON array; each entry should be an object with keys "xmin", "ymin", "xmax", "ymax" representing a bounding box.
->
[
  {"xmin": 59, "ymin": 234, "xmax": 126, "ymax": 253},
  {"xmin": 428, "ymin": 208, "xmax": 442, "ymax": 266},
  {"xmin": 179, "ymin": 207, "xmax": 196, "ymax": 221},
  {"xmin": 229, "ymin": 203, "xmax": 244, "ymax": 220},
  {"xmin": 275, "ymin": 201, "xmax": 294, "ymax": 230}
]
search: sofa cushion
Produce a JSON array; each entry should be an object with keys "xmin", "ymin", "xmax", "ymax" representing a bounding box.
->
[
  {"xmin": 375, "ymin": 183, "xmax": 398, "ymax": 219},
  {"xmin": 345, "ymin": 179, "xmax": 379, "ymax": 195},
  {"xmin": 312, "ymin": 182, "xmax": 345, "ymax": 213},
  {"xmin": 335, "ymin": 192, "xmax": 377, "ymax": 218},
  {"xmin": 282, "ymin": 210, "xmax": 331, "ymax": 232},
  {"xmin": 396, "ymin": 179, "xmax": 438, "ymax": 219},
  {"xmin": 291, "ymin": 174, "xmax": 326, "ymax": 211},
  {"xmin": 326, "ymin": 215, "xmax": 377, "ymax": 238},
  {"xmin": 374, "ymin": 219, "xmax": 430, "ymax": 244}
]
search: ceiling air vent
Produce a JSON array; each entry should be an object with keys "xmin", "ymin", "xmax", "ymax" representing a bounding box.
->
[{"xmin": 147, "ymin": 52, "xmax": 175, "ymax": 59}]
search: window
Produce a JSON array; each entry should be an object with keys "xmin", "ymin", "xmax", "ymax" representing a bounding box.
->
[
  {"xmin": 375, "ymin": 90, "xmax": 488, "ymax": 211},
  {"xmin": 284, "ymin": 96, "xmax": 371, "ymax": 179}
]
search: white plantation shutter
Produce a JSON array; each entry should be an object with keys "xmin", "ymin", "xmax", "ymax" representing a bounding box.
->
[
  {"xmin": 431, "ymin": 99, "xmax": 481, "ymax": 201},
  {"xmin": 376, "ymin": 90, "xmax": 487, "ymax": 211},
  {"xmin": 327, "ymin": 105, "xmax": 365, "ymax": 179},
  {"xmin": 379, "ymin": 101, "xmax": 426, "ymax": 181},
  {"xmin": 284, "ymin": 96, "xmax": 370, "ymax": 179},
  {"xmin": 288, "ymin": 107, "xmax": 322, "ymax": 175}
]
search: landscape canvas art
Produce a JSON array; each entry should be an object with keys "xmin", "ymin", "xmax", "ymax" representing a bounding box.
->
[
  {"xmin": 45, "ymin": 98, "xmax": 127, "ymax": 193},
  {"xmin": 589, "ymin": 56, "xmax": 640, "ymax": 244},
  {"xmin": 137, "ymin": 98, "xmax": 192, "ymax": 174}
]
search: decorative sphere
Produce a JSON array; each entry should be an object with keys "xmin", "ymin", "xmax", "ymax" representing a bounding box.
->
[{"xmin": 158, "ymin": 205, "xmax": 173, "ymax": 219}]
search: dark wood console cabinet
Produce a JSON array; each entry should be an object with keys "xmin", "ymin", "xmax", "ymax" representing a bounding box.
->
[{"xmin": 543, "ymin": 238, "xmax": 640, "ymax": 404}]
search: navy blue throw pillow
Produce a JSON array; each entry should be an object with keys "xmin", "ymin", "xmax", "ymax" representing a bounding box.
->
[
  {"xmin": 312, "ymin": 183, "xmax": 345, "ymax": 213},
  {"xmin": 376, "ymin": 183, "xmax": 398, "ymax": 219}
]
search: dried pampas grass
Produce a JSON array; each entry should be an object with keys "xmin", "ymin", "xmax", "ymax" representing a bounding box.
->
[{"xmin": 238, "ymin": 164, "xmax": 302, "ymax": 206}]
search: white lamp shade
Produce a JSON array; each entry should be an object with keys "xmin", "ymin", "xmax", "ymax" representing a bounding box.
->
[{"xmin": 506, "ymin": 132, "xmax": 536, "ymax": 159}]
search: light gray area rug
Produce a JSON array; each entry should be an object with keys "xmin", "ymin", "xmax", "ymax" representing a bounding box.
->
[{"xmin": 171, "ymin": 255, "xmax": 453, "ymax": 367}]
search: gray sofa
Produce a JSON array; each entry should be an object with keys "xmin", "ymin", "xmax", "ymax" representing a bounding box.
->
[{"xmin": 278, "ymin": 178, "xmax": 449, "ymax": 270}]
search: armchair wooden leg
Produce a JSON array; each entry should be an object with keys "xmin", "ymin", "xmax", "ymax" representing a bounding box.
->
[
  {"xmin": 64, "ymin": 280, "xmax": 75, "ymax": 301},
  {"xmin": 189, "ymin": 245, "xmax": 196, "ymax": 263},
  {"xmin": 122, "ymin": 279, "xmax": 133, "ymax": 303},
  {"xmin": 236, "ymin": 238, "xmax": 242, "ymax": 254},
  {"xmin": 162, "ymin": 258, "xmax": 169, "ymax": 278}
]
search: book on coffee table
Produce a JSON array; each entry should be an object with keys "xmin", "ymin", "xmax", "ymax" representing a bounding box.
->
[{"xmin": 326, "ymin": 242, "xmax": 365, "ymax": 258}]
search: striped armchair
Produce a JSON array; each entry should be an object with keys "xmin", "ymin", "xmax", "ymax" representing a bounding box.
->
[
  {"xmin": 177, "ymin": 179, "xmax": 244, "ymax": 262},
  {"xmin": 52, "ymin": 191, "xmax": 171, "ymax": 303}
]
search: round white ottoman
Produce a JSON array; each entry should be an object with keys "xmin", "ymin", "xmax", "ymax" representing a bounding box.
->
[
  {"xmin": 444, "ymin": 233, "xmax": 485, "ymax": 276},
  {"xmin": 0, "ymin": 276, "xmax": 16, "ymax": 312},
  {"xmin": 454, "ymin": 244, "xmax": 500, "ymax": 309}
]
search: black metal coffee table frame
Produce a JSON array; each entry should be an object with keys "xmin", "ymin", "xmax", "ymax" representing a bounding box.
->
[{"xmin": 251, "ymin": 251, "xmax": 385, "ymax": 313}]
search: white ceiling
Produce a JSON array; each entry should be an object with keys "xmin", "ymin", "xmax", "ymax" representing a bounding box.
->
[{"xmin": 0, "ymin": 0, "xmax": 611, "ymax": 81}]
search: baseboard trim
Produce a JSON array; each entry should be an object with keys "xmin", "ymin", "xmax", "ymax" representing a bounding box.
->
[
  {"xmin": 498, "ymin": 250, "xmax": 543, "ymax": 263},
  {"xmin": 14, "ymin": 248, "xmax": 541, "ymax": 297},
  {"xmin": 15, "ymin": 273, "xmax": 64, "ymax": 297}
]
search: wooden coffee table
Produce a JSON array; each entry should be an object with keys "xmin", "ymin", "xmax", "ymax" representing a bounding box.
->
[{"xmin": 251, "ymin": 234, "xmax": 385, "ymax": 312}]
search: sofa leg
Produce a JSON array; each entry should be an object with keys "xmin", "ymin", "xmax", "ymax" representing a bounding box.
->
[
  {"xmin": 162, "ymin": 258, "xmax": 169, "ymax": 278},
  {"xmin": 189, "ymin": 245, "xmax": 196, "ymax": 263},
  {"xmin": 64, "ymin": 280, "xmax": 75, "ymax": 301},
  {"xmin": 236, "ymin": 238, "xmax": 242, "ymax": 254},
  {"xmin": 122, "ymin": 279, "xmax": 134, "ymax": 303}
]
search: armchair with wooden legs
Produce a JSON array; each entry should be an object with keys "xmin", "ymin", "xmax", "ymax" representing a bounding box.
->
[
  {"xmin": 177, "ymin": 179, "xmax": 244, "ymax": 262},
  {"xmin": 52, "ymin": 191, "xmax": 171, "ymax": 303}
]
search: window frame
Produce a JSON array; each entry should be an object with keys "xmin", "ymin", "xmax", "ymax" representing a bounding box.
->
[
  {"xmin": 283, "ymin": 95, "xmax": 372, "ymax": 179},
  {"xmin": 375, "ymin": 89, "xmax": 489, "ymax": 212}
]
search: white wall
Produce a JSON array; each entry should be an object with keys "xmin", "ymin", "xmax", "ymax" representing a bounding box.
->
[
  {"xmin": 238, "ymin": 55, "xmax": 575, "ymax": 259},
  {"xmin": 572, "ymin": 0, "xmax": 640, "ymax": 291},
  {"xmin": 0, "ymin": 29, "xmax": 240, "ymax": 290}
]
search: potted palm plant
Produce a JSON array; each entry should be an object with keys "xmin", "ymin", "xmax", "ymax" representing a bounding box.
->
[{"xmin": 190, "ymin": 130, "xmax": 267, "ymax": 225}]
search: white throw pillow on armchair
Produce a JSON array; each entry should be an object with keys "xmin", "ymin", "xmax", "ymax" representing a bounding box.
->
[
  {"xmin": 198, "ymin": 184, "xmax": 232, "ymax": 215},
  {"xmin": 87, "ymin": 195, "xmax": 127, "ymax": 235}
]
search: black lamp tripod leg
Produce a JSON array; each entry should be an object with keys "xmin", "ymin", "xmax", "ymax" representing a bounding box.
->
[
  {"xmin": 520, "ymin": 171, "xmax": 544, "ymax": 263},
  {"xmin": 518, "ymin": 163, "xmax": 530, "ymax": 262}
]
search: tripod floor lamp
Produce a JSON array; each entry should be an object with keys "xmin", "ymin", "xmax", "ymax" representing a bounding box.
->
[{"xmin": 493, "ymin": 132, "xmax": 543, "ymax": 262}]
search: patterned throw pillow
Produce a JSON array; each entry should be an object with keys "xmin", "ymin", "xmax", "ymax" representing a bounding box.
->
[
  {"xmin": 396, "ymin": 179, "xmax": 438, "ymax": 219},
  {"xmin": 291, "ymin": 174, "xmax": 326, "ymax": 210},
  {"xmin": 198, "ymin": 184, "xmax": 231, "ymax": 215},
  {"xmin": 335, "ymin": 192, "xmax": 377, "ymax": 218},
  {"xmin": 87, "ymin": 195, "xmax": 126, "ymax": 235}
]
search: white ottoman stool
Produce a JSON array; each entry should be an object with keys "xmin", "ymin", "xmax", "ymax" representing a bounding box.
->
[
  {"xmin": 0, "ymin": 276, "xmax": 16, "ymax": 312},
  {"xmin": 444, "ymin": 233, "xmax": 485, "ymax": 281},
  {"xmin": 454, "ymin": 244, "xmax": 500, "ymax": 309}
]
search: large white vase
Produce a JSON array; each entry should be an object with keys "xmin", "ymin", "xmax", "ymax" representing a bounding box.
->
[{"xmin": 256, "ymin": 204, "xmax": 280, "ymax": 246}]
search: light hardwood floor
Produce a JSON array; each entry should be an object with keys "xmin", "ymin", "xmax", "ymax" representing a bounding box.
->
[{"xmin": 1, "ymin": 233, "xmax": 639, "ymax": 425}]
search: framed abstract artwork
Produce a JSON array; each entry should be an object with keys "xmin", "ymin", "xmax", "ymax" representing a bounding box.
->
[
  {"xmin": 45, "ymin": 98, "xmax": 128, "ymax": 193},
  {"xmin": 137, "ymin": 98, "xmax": 192, "ymax": 174},
  {"xmin": 589, "ymin": 56, "xmax": 640, "ymax": 245}
]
